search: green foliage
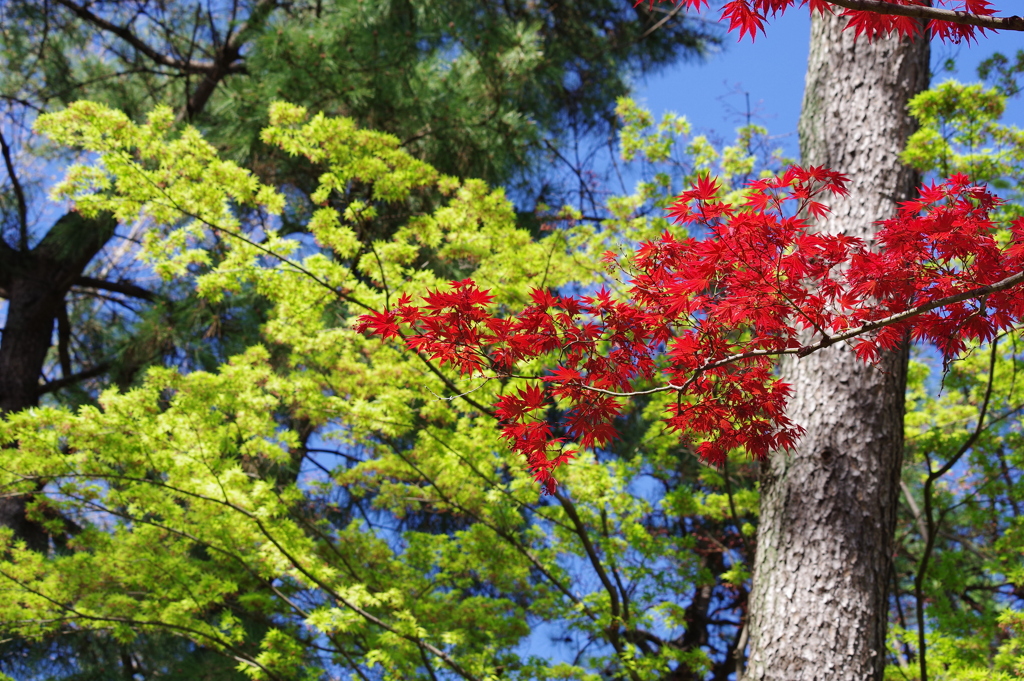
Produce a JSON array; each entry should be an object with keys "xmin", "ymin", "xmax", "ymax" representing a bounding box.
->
[
  {"xmin": 888, "ymin": 78, "xmax": 1024, "ymax": 680},
  {"xmin": 979, "ymin": 50, "xmax": 1024, "ymax": 98},
  {"xmin": 892, "ymin": 338, "xmax": 1024, "ymax": 678},
  {"xmin": 203, "ymin": 0, "xmax": 721, "ymax": 192},
  {"xmin": 903, "ymin": 81, "xmax": 1024, "ymax": 213},
  {"xmin": 0, "ymin": 99, "xmax": 771, "ymax": 679}
]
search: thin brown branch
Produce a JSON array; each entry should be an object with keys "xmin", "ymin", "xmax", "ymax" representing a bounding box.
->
[
  {"xmin": 552, "ymin": 490, "xmax": 642, "ymax": 681},
  {"xmin": 642, "ymin": 1, "xmax": 685, "ymax": 39},
  {"xmin": 900, "ymin": 479, "xmax": 928, "ymax": 546},
  {"xmin": 36, "ymin": 361, "xmax": 110, "ymax": 396},
  {"xmin": 553, "ymin": 490, "xmax": 621, "ymax": 622},
  {"xmin": 826, "ymin": 0, "xmax": 1024, "ymax": 32}
]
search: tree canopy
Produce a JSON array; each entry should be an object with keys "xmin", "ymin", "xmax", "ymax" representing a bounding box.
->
[{"xmin": 1, "ymin": 1, "xmax": 1024, "ymax": 680}]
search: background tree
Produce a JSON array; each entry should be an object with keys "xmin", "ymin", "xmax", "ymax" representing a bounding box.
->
[
  {"xmin": 0, "ymin": 0, "xmax": 719, "ymax": 677},
  {"xmin": 0, "ymin": 98, "xmax": 783, "ymax": 680},
  {"xmin": 890, "ymin": 79, "xmax": 1024, "ymax": 681},
  {"xmin": 0, "ymin": 0, "xmax": 717, "ymax": 538}
]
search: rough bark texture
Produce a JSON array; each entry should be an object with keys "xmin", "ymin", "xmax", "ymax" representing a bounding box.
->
[{"xmin": 742, "ymin": 13, "xmax": 929, "ymax": 681}]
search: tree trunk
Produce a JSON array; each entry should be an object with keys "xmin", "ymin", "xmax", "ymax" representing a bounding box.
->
[
  {"xmin": 742, "ymin": 13, "xmax": 929, "ymax": 681},
  {"xmin": 0, "ymin": 212, "xmax": 117, "ymax": 551}
]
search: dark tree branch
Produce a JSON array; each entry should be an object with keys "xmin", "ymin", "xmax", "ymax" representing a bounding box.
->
[
  {"xmin": 51, "ymin": 0, "xmax": 232, "ymax": 74},
  {"xmin": 73, "ymin": 276, "xmax": 156, "ymax": 301},
  {"xmin": 36, "ymin": 361, "xmax": 111, "ymax": 397},
  {"xmin": 827, "ymin": 0, "xmax": 1024, "ymax": 32},
  {"xmin": 180, "ymin": 0, "xmax": 277, "ymax": 120},
  {"xmin": 0, "ymin": 240, "xmax": 15, "ymax": 293},
  {"xmin": 0, "ymin": 128, "xmax": 28, "ymax": 250},
  {"xmin": 50, "ymin": 0, "xmax": 272, "ymax": 121}
]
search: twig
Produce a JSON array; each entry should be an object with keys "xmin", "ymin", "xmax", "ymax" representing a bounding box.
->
[{"xmin": 827, "ymin": 0, "xmax": 1024, "ymax": 32}]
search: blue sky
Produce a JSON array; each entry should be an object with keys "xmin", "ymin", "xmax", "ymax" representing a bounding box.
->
[{"xmin": 633, "ymin": 8, "xmax": 1024, "ymax": 157}]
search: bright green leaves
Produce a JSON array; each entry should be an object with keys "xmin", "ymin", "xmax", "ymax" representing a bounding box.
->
[
  {"xmin": 2, "ymin": 98, "xmax": 776, "ymax": 679},
  {"xmin": 36, "ymin": 100, "xmax": 287, "ymax": 280},
  {"xmin": 617, "ymin": 98, "xmax": 691, "ymax": 164},
  {"xmin": 894, "ymin": 334, "xmax": 1024, "ymax": 678},
  {"xmin": 904, "ymin": 81, "xmax": 1024, "ymax": 196},
  {"xmin": 39, "ymin": 101, "xmax": 285, "ymax": 222},
  {"xmin": 0, "ymin": 355, "xmax": 300, "ymax": 661},
  {"xmin": 263, "ymin": 101, "xmax": 440, "ymax": 203}
]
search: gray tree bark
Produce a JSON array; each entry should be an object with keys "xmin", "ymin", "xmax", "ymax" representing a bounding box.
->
[{"xmin": 742, "ymin": 12, "xmax": 929, "ymax": 681}]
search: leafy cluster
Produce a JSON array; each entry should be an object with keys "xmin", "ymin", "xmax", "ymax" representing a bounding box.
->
[
  {"xmin": 654, "ymin": 1, "xmax": 1015, "ymax": 44},
  {"xmin": 875, "ymin": 79, "xmax": 1024, "ymax": 680}
]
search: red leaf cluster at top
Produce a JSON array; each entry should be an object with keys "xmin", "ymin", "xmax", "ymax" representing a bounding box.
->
[
  {"xmin": 644, "ymin": 1, "xmax": 1001, "ymax": 44},
  {"xmin": 357, "ymin": 168, "xmax": 1024, "ymax": 492}
]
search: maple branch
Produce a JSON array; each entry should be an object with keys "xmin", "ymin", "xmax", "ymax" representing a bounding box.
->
[
  {"xmin": 553, "ymin": 489, "xmax": 642, "ymax": 681},
  {"xmin": 721, "ymin": 458, "xmax": 751, "ymax": 559},
  {"xmin": 575, "ymin": 269, "xmax": 1024, "ymax": 399},
  {"xmin": 801, "ymin": 269, "xmax": 1024, "ymax": 354},
  {"xmin": 380, "ymin": 437, "xmax": 600, "ymax": 621},
  {"xmin": 553, "ymin": 489, "xmax": 621, "ymax": 622},
  {"xmin": 2, "ymin": 482, "xmax": 339, "ymax": 681},
  {"xmin": 111, "ymin": 472, "xmax": 488, "ymax": 681},
  {"xmin": 826, "ymin": 0, "xmax": 1024, "ymax": 32},
  {"xmin": 117, "ymin": 153, "xmax": 497, "ymax": 418},
  {"xmin": 0, "ymin": 564, "xmax": 286, "ymax": 681}
]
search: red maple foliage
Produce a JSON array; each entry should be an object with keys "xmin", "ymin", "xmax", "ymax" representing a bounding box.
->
[
  {"xmin": 357, "ymin": 169, "xmax": 1024, "ymax": 493},
  {"xmin": 648, "ymin": 1, "xmax": 1018, "ymax": 45}
]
